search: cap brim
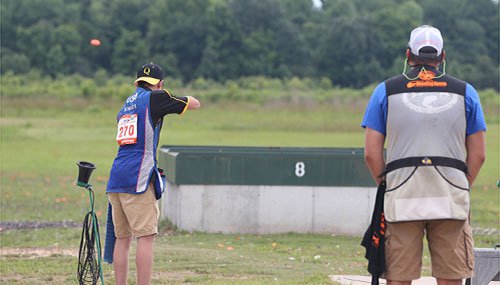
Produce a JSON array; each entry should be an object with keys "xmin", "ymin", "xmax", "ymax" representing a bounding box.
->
[
  {"xmin": 134, "ymin": 77, "xmax": 161, "ymax": 85},
  {"xmin": 413, "ymin": 50, "xmax": 442, "ymax": 60}
]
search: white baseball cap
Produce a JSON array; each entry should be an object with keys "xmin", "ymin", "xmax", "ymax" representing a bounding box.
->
[{"xmin": 408, "ymin": 25, "xmax": 443, "ymax": 59}]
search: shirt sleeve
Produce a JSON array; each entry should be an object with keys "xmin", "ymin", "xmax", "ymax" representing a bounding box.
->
[
  {"xmin": 150, "ymin": 90, "xmax": 189, "ymax": 125},
  {"xmin": 361, "ymin": 82, "xmax": 387, "ymax": 135},
  {"xmin": 465, "ymin": 84, "xmax": 487, "ymax": 136}
]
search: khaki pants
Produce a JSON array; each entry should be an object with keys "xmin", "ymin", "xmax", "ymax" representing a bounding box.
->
[
  {"xmin": 108, "ymin": 184, "xmax": 159, "ymax": 238},
  {"xmin": 384, "ymin": 219, "xmax": 474, "ymax": 281}
]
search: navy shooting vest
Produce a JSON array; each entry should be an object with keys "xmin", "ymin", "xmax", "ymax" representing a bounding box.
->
[{"xmin": 106, "ymin": 87, "xmax": 165, "ymax": 198}]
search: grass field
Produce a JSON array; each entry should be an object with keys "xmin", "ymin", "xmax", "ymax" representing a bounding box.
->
[{"xmin": 1, "ymin": 96, "xmax": 498, "ymax": 284}]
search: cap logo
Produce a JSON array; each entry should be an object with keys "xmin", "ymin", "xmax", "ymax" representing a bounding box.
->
[{"xmin": 143, "ymin": 67, "xmax": 151, "ymax": 76}]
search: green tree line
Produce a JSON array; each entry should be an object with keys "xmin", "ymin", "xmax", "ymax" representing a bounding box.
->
[{"xmin": 1, "ymin": 0, "xmax": 498, "ymax": 89}]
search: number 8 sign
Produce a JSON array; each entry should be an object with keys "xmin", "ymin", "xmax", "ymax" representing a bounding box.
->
[{"xmin": 295, "ymin": 162, "xmax": 305, "ymax": 177}]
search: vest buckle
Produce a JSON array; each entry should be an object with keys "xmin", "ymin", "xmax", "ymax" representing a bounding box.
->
[{"xmin": 421, "ymin": 157, "xmax": 433, "ymax": 165}]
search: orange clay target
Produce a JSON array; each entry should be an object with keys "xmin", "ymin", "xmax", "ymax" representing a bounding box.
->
[{"xmin": 90, "ymin": 39, "xmax": 101, "ymax": 46}]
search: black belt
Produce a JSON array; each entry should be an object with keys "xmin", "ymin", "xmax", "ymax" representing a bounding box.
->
[{"xmin": 379, "ymin": 156, "xmax": 468, "ymax": 177}]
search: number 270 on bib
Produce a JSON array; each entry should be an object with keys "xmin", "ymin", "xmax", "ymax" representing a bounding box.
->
[{"xmin": 116, "ymin": 114, "xmax": 138, "ymax": 145}]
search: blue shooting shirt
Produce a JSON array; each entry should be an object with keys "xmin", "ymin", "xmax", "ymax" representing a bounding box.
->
[{"xmin": 361, "ymin": 81, "xmax": 487, "ymax": 136}]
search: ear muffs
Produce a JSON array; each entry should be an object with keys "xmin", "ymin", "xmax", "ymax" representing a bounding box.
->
[{"xmin": 440, "ymin": 50, "xmax": 446, "ymax": 62}]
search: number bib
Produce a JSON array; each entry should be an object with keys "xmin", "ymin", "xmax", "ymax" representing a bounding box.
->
[{"xmin": 116, "ymin": 114, "xmax": 138, "ymax": 145}]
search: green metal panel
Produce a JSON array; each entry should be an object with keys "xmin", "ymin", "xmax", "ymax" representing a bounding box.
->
[{"xmin": 159, "ymin": 146, "xmax": 375, "ymax": 187}]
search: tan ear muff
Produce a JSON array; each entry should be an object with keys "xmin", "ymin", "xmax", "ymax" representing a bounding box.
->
[
  {"xmin": 440, "ymin": 50, "xmax": 446, "ymax": 62},
  {"xmin": 406, "ymin": 48, "xmax": 412, "ymax": 59}
]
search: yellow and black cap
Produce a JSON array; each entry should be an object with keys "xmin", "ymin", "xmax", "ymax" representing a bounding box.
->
[{"xmin": 134, "ymin": 62, "xmax": 165, "ymax": 85}]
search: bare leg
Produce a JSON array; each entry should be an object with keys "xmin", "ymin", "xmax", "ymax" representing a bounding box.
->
[
  {"xmin": 114, "ymin": 236, "xmax": 132, "ymax": 285},
  {"xmin": 437, "ymin": 279, "xmax": 462, "ymax": 285},
  {"xmin": 136, "ymin": 234, "xmax": 155, "ymax": 285},
  {"xmin": 387, "ymin": 281, "xmax": 411, "ymax": 285}
]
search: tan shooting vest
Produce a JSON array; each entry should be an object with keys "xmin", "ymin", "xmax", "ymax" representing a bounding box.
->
[{"xmin": 384, "ymin": 68, "xmax": 469, "ymax": 222}]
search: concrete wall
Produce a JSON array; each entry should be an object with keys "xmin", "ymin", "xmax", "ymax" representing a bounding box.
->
[{"xmin": 161, "ymin": 182, "xmax": 377, "ymax": 236}]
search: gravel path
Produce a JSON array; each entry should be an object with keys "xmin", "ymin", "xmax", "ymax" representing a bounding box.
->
[{"xmin": 0, "ymin": 220, "xmax": 81, "ymax": 230}]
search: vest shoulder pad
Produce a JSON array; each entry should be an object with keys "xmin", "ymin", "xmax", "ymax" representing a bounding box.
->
[{"xmin": 385, "ymin": 74, "xmax": 466, "ymax": 96}]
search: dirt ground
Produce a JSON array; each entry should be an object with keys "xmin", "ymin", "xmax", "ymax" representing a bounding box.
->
[{"xmin": 0, "ymin": 247, "xmax": 79, "ymax": 258}]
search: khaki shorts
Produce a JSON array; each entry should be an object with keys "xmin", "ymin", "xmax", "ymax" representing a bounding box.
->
[
  {"xmin": 107, "ymin": 184, "xmax": 159, "ymax": 238},
  {"xmin": 384, "ymin": 219, "xmax": 474, "ymax": 281}
]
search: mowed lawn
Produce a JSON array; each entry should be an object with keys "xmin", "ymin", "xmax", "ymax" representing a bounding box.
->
[{"xmin": 1, "ymin": 97, "xmax": 498, "ymax": 284}]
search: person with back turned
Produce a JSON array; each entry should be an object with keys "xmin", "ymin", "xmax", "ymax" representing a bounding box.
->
[
  {"xmin": 106, "ymin": 62, "xmax": 200, "ymax": 285},
  {"xmin": 362, "ymin": 25, "xmax": 486, "ymax": 285}
]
